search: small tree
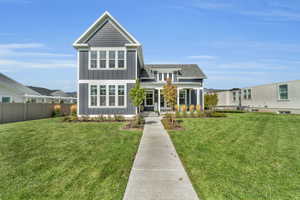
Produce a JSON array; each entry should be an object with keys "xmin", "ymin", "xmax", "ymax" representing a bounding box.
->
[
  {"xmin": 162, "ymin": 78, "xmax": 177, "ymax": 111},
  {"xmin": 204, "ymin": 93, "xmax": 218, "ymax": 110},
  {"xmin": 129, "ymin": 79, "xmax": 145, "ymax": 113}
]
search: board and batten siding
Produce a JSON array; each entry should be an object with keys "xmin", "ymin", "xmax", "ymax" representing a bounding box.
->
[
  {"xmin": 78, "ymin": 83, "xmax": 136, "ymax": 115},
  {"xmin": 79, "ymin": 50, "xmax": 136, "ymax": 80},
  {"xmin": 87, "ymin": 20, "xmax": 130, "ymax": 47}
]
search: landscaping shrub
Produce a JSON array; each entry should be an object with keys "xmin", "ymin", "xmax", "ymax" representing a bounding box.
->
[
  {"xmin": 70, "ymin": 104, "xmax": 77, "ymax": 115},
  {"xmin": 52, "ymin": 104, "xmax": 62, "ymax": 117},
  {"xmin": 161, "ymin": 117, "xmax": 182, "ymax": 130},
  {"xmin": 62, "ymin": 115, "xmax": 78, "ymax": 122},
  {"xmin": 114, "ymin": 115, "xmax": 125, "ymax": 122},
  {"xmin": 129, "ymin": 114, "xmax": 145, "ymax": 128},
  {"xmin": 196, "ymin": 104, "xmax": 201, "ymax": 112},
  {"xmin": 174, "ymin": 105, "xmax": 179, "ymax": 112},
  {"xmin": 181, "ymin": 104, "xmax": 187, "ymax": 112},
  {"xmin": 189, "ymin": 104, "xmax": 195, "ymax": 113}
]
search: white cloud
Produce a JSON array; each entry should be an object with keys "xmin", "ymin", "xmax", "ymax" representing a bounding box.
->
[
  {"xmin": 0, "ymin": 43, "xmax": 43, "ymax": 49},
  {"xmin": 0, "ymin": 59, "xmax": 75, "ymax": 69},
  {"xmin": 0, "ymin": 43, "xmax": 75, "ymax": 70}
]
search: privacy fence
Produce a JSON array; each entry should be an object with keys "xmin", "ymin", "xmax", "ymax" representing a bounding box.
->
[{"xmin": 0, "ymin": 103, "xmax": 75, "ymax": 124}]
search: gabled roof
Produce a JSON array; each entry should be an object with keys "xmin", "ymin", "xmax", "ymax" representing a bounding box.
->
[
  {"xmin": 27, "ymin": 86, "xmax": 54, "ymax": 96},
  {"xmin": 142, "ymin": 64, "xmax": 207, "ymax": 79},
  {"xmin": 73, "ymin": 11, "xmax": 140, "ymax": 48},
  {"xmin": 0, "ymin": 73, "xmax": 40, "ymax": 96}
]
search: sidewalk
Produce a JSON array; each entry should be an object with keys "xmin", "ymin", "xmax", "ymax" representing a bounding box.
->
[{"xmin": 123, "ymin": 116, "xmax": 200, "ymax": 200}]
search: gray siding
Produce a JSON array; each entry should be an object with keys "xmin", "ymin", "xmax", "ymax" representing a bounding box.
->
[
  {"xmin": 79, "ymin": 50, "xmax": 136, "ymax": 80},
  {"xmin": 87, "ymin": 20, "xmax": 130, "ymax": 47},
  {"xmin": 79, "ymin": 83, "xmax": 136, "ymax": 115}
]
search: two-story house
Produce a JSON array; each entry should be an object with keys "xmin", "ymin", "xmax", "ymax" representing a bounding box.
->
[{"xmin": 73, "ymin": 11, "xmax": 207, "ymax": 117}]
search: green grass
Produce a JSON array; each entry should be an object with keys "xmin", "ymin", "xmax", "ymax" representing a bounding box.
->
[
  {"xmin": 0, "ymin": 118, "xmax": 142, "ymax": 200},
  {"xmin": 170, "ymin": 113, "xmax": 300, "ymax": 200}
]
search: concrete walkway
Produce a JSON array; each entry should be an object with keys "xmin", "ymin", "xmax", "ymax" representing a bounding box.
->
[{"xmin": 123, "ymin": 116, "xmax": 200, "ymax": 200}]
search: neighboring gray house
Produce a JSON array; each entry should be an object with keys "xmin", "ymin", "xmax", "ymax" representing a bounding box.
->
[
  {"xmin": 73, "ymin": 11, "xmax": 206, "ymax": 117},
  {"xmin": 0, "ymin": 73, "xmax": 41, "ymax": 103},
  {"xmin": 214, "ymin": 80, "xmax": 300, "ymax": 114}
]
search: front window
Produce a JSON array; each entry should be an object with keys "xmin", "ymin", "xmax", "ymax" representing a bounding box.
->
[
  {"xmin": 89, "ymin": 84, "xmax": 126, "ymax": 107},
  {"xmin": 233, "ymin": 92, "xmax": 236, "ymax": 101},
  {"xmin": 145, "ymin": 91, "xmax": 154, "ymax": 106},
  {"xmin": 118, "ymin": 85, "xmax": 125, "ymax": 106},
  {"xmin": 179, "ymin": 90, "xmax": 186, "ymax": 105},
  {"xmin": 90, "ymin": 85, "xmax": 98, "ymax": 106},
  {"xmin": 99, "ymin": 85, "xmax": 106, "ymax": 106},
  {"xmin": 2, "ymin": 97, "xmax": 11, "ymax": 103},
  {"xmin": 279, "ymin": 84, "xmax": 288, "ymax": 100},
  {"xmin": 90, "ymin": 51, "xmax": 97, "ymax": 69},
  {"xmin": 109, "ymin": 85, "xmax": 116, "ymax": 106}
]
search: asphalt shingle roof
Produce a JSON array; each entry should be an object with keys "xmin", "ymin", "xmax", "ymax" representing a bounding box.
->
[
  {"xmin": 0, "ymin": 73, "xmax": 40, "ymax": 96},
  {"xmin": 142, "ymin": 64, "xmax": 207, "ymax": 79}
]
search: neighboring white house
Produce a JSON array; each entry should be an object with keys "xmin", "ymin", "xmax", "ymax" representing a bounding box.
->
[
  {"xmin": 0, "ymin": 73, "xmax": 77, "ymax": 104},
  {"xmin": 213, "ymin": 80, "xmax": 300, "ymax": 114},
  {"xmin": 0, "ymin": 73, "xmax": 41, "ymax": 103}
]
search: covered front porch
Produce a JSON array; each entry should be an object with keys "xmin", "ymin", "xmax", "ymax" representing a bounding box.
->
[{"xmin": 142, "ymin": 87, "xmax": 204, "ymax": 113}]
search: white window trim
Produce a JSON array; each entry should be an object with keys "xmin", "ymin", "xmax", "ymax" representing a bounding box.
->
[
  {"xmin": 278, "ymin": 84, "xmax": 289, "ymax": 101},
  {"xmin": 88, "ymin": 83, "xmax": 127, "ymax": 108},
  {"xmin": 88, "ymin": 47, "xmax": 127, "ymax": 70},
  {"xmin": 144, "ymin": 90, "xmax": 154, "ymax": 107}
]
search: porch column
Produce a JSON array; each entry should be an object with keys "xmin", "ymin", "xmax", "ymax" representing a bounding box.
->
[
  {"xmin": 196, "ymin": 89, "xmax": 200, "ymax": 105},
  {"xmin": 177, "ymin": 88, "xmax": 180, "ymax": 106},
  {"xmin": 158, "ymin": 89, "xmax": 161, "ymax": 113},
  {"xmin": 189, "ymin": 89, "xmax": 192, "ymax": 106}
]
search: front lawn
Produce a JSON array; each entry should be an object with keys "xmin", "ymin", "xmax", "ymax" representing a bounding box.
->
[
  {"xmin": 0, "ymin": 118, "xmax": 142, "ymax": 200},
  {"xmin": 170, "ymin": 113, "xmax": 300, "ymax": 200}
]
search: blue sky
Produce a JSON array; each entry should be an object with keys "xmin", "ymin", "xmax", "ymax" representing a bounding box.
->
[{"xmin": 0, "ymin": 0, "xmax": 300, "ymax": 91}]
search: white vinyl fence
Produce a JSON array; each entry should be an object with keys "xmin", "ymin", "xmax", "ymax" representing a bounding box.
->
[{"xmin": 0, "ymin": 103, "xmax": 74, "ymax": 124}]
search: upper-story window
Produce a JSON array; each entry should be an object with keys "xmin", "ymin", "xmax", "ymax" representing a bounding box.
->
[
  {"xmin": 99, "ymin": 51, "xmax": 106, "ymax": 68},
  {"xmin": 279, "ymin": 84, "xmax": 288, "ymax": 100},
  {"xmin": 118, "ymin": 51, "xmax": 125, "ymax": 68},
  {"xmin": 155, "ymin": 71, "xmax": 176, "ymax": 82},
  {"xmin": 89, "ymin": 48, "xmax": 126, "ymax": 70},
  {"xmin": 90, "ymin": 51, "xmax": 97, "ymax": 69}
]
